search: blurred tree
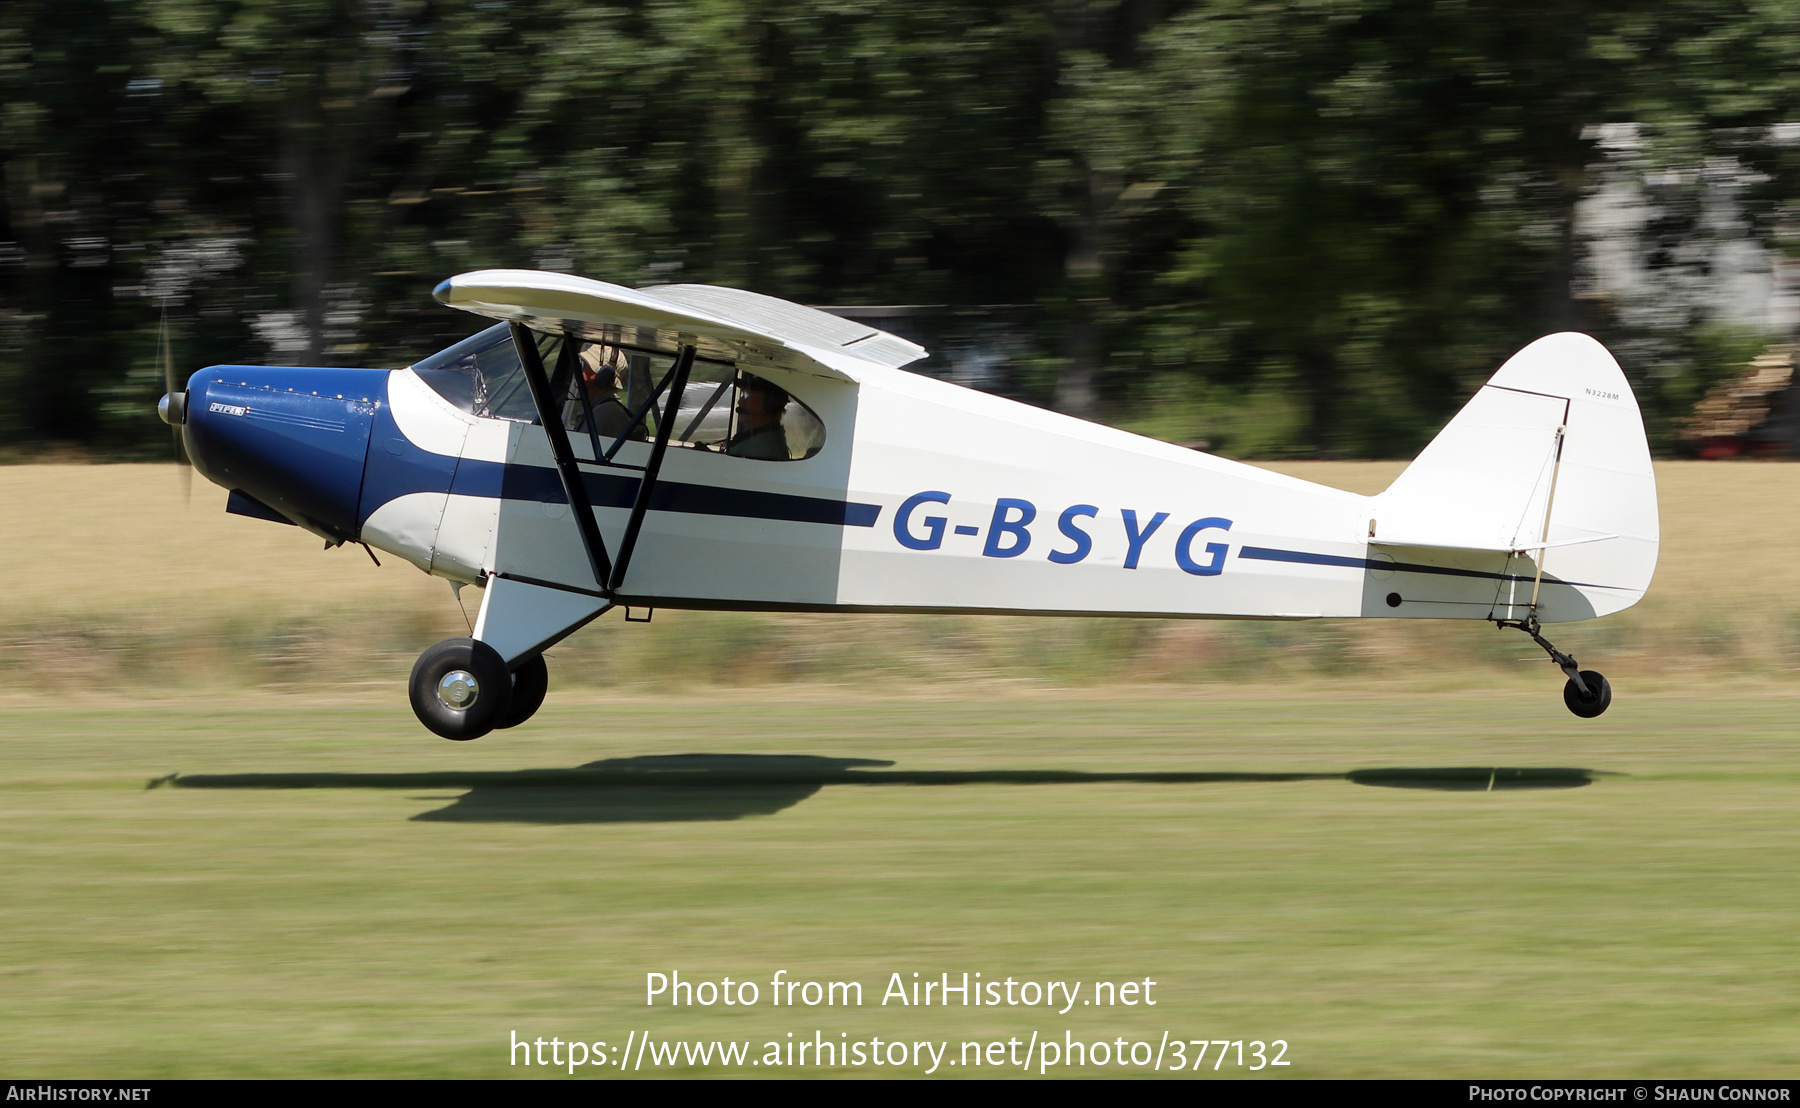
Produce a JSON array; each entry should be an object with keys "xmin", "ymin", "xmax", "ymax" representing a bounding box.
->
[
  {"xmin": 1128, "ymin": 0, "xmax": 1800, "ymax": 457},
  {"xmin": 1038, "ymin": 0, "xmax": 1190, "ymax": 417},
  {"xmin": 0, "ymin": 0, "xmax": 147, "ymax": 447},
  {"xmin": 1, "ymin": 0, "xmax": 1797, "ymax": 458},
  {"xmin": 1131, "ymin": 0, "xmax": 1637, "ymax": 456}
]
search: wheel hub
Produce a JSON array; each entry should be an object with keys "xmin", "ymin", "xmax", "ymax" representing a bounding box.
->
[{"xmin": 437, "ymin": 670, "xmax": 479, "ymax": 710}]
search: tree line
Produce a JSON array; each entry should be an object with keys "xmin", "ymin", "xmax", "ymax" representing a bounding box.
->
[{"xmin": 4, "ymin": 0, "xmax": 1797, "ymax": 459}]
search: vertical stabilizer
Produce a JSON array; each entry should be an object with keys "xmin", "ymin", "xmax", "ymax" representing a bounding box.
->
[{"xmin": 1371, "ymin": 333, "xmax": 1659, "ymax": 621}]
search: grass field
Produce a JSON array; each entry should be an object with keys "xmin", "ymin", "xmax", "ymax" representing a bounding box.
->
[
  {"xmin": 4, "ymin": 692, "xmax": 1798, "ymax": 1077},
  {"xmin": 2, "ymin": 462, "xmax": 1798, "ymax": 1077}
]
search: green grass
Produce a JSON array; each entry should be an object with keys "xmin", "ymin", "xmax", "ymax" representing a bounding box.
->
[
  {"xmin": 4, "ymin": 691, "xmax": 1798, "ymax": 1077},
  {"xmin": 5, "ymin": 462, "xmax": 1800, "ymax": 1076}
]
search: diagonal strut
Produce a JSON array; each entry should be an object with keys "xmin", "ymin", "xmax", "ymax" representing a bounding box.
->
[{"xmin": 512, "ymin": 323, "xmax": 615, "ymax": 591}]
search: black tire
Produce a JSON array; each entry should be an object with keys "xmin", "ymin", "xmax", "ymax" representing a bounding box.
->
[
  {"xmin": 409, "ymin": 638, "xmax": 512, "ymax": 741},
  {"xmin": 1562, "ymin": 669, "xmax": 1612, "ymax": 719},
  {"xmin": 494, "ymin": 654, "xmax": 548, "ymax": 730}
]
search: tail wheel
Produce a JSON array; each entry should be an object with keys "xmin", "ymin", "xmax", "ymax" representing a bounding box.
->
[
  {"xmin": 495, "ymin": 654, "xmax": 549, "ymax": 730},
  {"xmin": 409, "ymin": 638, "xmax": 512, "ymax": 741},
  {"xmin": 1562, "ymin": 670, "xmax": 1612, "ymax": 719}
]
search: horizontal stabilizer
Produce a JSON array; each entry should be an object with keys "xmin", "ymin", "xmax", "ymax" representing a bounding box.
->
[{"xmin": 1367, "ymin": 532, "xmax": 1619, "ymax": 554}]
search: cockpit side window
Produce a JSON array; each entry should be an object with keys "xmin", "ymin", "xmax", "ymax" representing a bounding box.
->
[
  {"xmin": 567, "ymin": 352, "xmax": 825, "ymax": 461},
  {"xmin": 712, "ymin": 370, "xmax": 826, "ymax": 461},
  {"xmin": 412, "ymin": 324, "xmax": 824, "ymax": 461}
]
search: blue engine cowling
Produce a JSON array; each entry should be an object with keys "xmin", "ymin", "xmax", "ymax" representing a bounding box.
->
[{"xmin": 183, "ymin": 365, "xmax": 390, "ymax": 543}]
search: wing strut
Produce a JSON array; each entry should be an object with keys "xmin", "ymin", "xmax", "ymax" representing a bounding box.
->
[
  {"xmin": 511, "ymin": 322, "xmax": 615, "ymax": 591},
  {"xmin": 609, "ymin": 344, "xmax": 695, "ymax": 593}
]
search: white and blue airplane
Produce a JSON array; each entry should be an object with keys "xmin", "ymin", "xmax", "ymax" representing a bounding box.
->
[{"xmin": 158, "ymin": 270, "xmax": 1658, "ymax": 739}]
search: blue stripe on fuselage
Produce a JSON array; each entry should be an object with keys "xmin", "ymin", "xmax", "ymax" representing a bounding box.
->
[
  {"xmin": 1237, "ymin": 545, "xmax": 1617, "ymax": 590},
  {"xmin": 1239, "ymin": 547, "xmax": 1368, "ymax": 570},
  {"xmin": 457, "ymin": 460, "xmax": 880, "ymax": 528}
]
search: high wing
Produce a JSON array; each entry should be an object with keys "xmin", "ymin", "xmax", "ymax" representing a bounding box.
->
[{"xmin": 431, "ymin": 269, "xmax": 927, "ymax": 382}]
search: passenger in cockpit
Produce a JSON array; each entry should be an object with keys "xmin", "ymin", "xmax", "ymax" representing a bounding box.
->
[
  {"xmin": 726, "ymin": 375, "xmax": 791, "ymax": 460},
  {"xmin": 569, "ymin": 345, "xmax": 637, "ymax": 440}
]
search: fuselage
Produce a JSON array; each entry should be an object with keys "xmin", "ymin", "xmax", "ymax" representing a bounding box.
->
[{"xmin": 179, "ymin": 326, "xmax": 1635, "ymax": 625}]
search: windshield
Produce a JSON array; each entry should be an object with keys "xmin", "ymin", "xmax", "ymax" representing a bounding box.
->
[{"xmin": 410, "ymin": 322, "xmax": 549, "ymax": 423}]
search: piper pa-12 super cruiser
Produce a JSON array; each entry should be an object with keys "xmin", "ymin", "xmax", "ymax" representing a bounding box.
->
[{"xmin": 157, "ymin": 270, "xmax": 1658, "ymax": 739}]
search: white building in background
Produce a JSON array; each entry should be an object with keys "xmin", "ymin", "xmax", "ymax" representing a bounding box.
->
[
  {"xmin": 1576, "ymin": 124, "xmax": 1800, "ymax": 455},
  {"xmin": 1576, "ymin": 123, "xmax": 1800, "ymax": 336}
]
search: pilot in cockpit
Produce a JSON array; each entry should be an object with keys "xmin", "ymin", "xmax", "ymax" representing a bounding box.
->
[{"xmin": 725, "ymin": 375, "xmax": 791, "ymax": 460}]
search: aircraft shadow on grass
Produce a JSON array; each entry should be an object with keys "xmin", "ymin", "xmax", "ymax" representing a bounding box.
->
[{"xmin": 148, "ymin": 755, "xmax": 1603, "ymax": 825}]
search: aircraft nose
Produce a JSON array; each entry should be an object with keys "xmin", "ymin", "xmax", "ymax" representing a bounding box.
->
[{"xmin": 183, "ymin": 365, "xmax": 390, "ymax": 542}]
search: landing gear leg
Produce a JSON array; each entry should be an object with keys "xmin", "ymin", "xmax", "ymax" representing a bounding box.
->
[{"xmin": 1496, "ymin": 616, "xmax": 1611, "ymax": 718}]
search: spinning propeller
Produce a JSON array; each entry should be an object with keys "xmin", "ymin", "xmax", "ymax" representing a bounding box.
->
[{"xmin": 154, "ymin": 307, "xmax": 191, "ymax": 501}]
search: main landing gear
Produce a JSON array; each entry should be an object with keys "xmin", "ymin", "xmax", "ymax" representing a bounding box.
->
[
  {"xmin": 1496, "ymin": 616, "xmax": 1612, "ymax": 718},
  {"xmin": 408, "ymin": 638, "xmax": 549, "ymax": 741}
]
